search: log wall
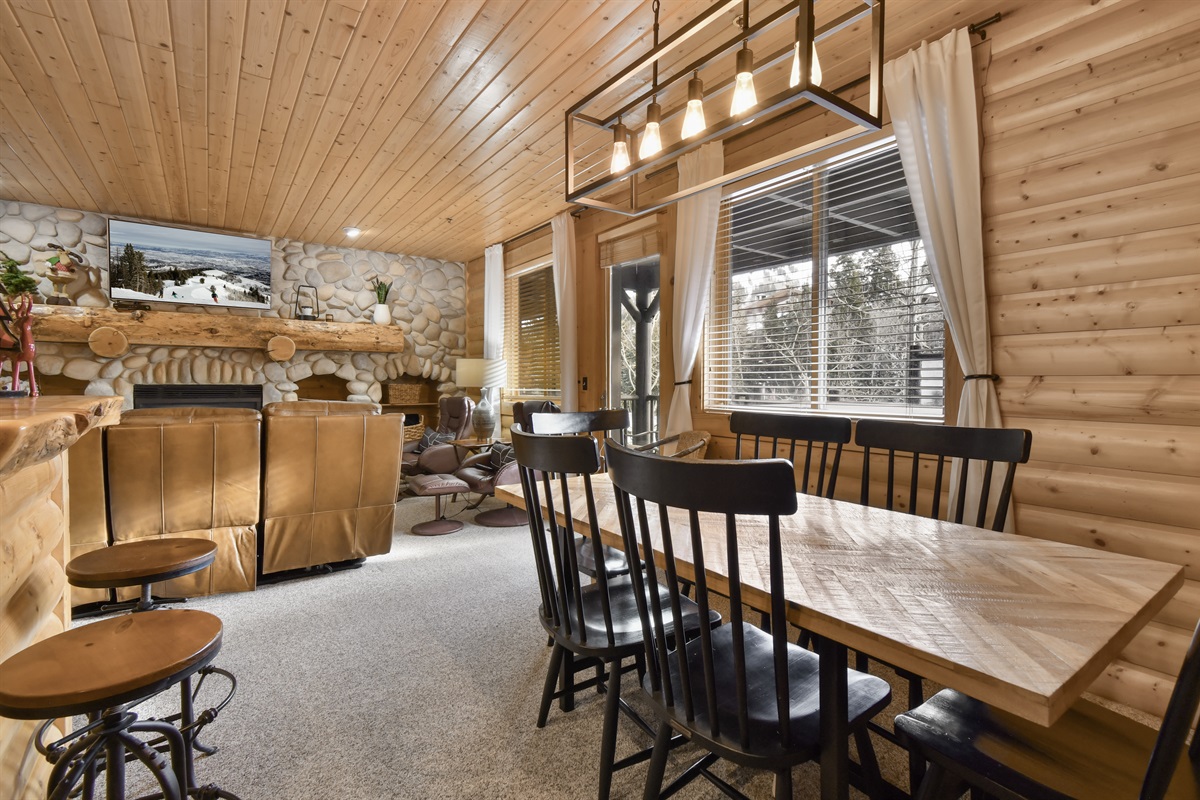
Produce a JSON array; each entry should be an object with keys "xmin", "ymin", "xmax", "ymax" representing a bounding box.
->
[{"xmin": 979, "ymin": 0, "xmax": 1200, "ymax": 718}]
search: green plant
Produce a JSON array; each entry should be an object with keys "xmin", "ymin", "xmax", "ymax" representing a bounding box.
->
[
  {"xmin": 0, "ymin": 260, "xmax": 39, "ymax": 297},
  {"xmin": 371, "ymin": 276, "xmax": 393, "ymax": 304}
]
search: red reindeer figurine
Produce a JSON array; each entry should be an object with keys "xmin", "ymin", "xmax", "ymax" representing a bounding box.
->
[{"xmin": 0, "ymin": 294, "xmax": 38, "ymax": 397}]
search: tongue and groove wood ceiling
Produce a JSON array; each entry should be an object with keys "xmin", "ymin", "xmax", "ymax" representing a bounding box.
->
[{"xmin": 1, "ymin": 0, "xmax": 991, "ymax": 263}]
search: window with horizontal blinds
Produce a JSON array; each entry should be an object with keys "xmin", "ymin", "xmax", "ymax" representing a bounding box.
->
[
  {"xmin": 505, "ymin": 265, "xmax": 561, "ymax": 397},
  {"xmin": 705, "ymin": 142, "xmax": 944, "ymax": 419}
]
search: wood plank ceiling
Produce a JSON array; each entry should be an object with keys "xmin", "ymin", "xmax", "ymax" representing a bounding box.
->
[
  {"xmin": 0, "ymin": 0, "xmax": 987, "ymax": 263},
  {"xmin": 0, "ymin": 0, "xmax": 754, "ymax": 262}
]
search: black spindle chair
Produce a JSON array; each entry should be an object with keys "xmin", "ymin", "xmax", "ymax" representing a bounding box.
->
[
  {"xmin": 855, "ymin": 419, "xmax": 1033, "ymax": 790},
  {"xmin": 896, "ymin": 618, "xmax": 1200, "ymax": 800},
  {"xmin": 605, "ymin": 441, "xmax": 892, "ymax": 800},
  {"xmin": 511, "ymin": 425, "xmax": 719, "ymax": 800},
  {"xmin": 730, "ymin": 411, "xmax": 851, "ymax": 498}
]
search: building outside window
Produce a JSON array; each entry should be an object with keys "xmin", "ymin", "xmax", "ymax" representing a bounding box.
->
[
  {"xmin": 505, "ymin": 264, "xmax": 561, "ymax": 399},
  {"xmin": 705, "ymin": 142, "xmax": 944, "ymax": 420}
]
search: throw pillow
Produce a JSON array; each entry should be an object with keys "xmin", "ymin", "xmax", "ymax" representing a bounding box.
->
[
  {"xmin": 489, "ymin": 442, "xmax": 516, "ymax": 471},
  {"xmin": 414, "ymin": 427, "xmax": 454, "ymax": 454}
]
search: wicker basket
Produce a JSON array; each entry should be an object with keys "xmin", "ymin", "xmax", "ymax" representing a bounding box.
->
[{"xmin": 385, "ymin": 382, "xmax": 424, "ymax": 405}]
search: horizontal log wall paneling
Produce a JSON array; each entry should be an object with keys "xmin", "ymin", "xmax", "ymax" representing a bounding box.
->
[{"xmin": 982, "ymin": 0, "xmax": 1200, "ymax": 719}]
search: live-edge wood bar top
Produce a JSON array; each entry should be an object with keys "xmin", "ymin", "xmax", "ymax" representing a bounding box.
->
[
  {"xmin": 67, "ymin": 538, "xmax": 218, "ymax": 589},
  {"xmin": 496, "ymin": 475, "xmax": 1184, "ymax": 728},
  {"xmin": 0, "ymin": 395, "xmax": 122, "ymax": 480}
]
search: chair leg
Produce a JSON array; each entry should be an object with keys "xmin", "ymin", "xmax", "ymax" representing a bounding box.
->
[
  {"xmin": 907, "ymin": 673, "xmax": 926, "ymax": 791},
  {"xmin": 854, "ymin": 727, "xmax": 886, "ymax": 800},
  {"xmin": 560, "ymin": 650, "xmax": 576, "ymax": 712},
  {"xmin": 913, "ymin": 761, "xmax": 968, "ymax": 800},
  {"xmin": 537, "ymin": 644, "xmax": 565, "ymax": 728},
  {"xmin": 773, "ymin": 768, "xmax": 793, "ymax": 800},
  {"xmin": 597, "ymin": 660, "xmax": 623, "ymax": 800},
  {"xmin": 643, "ymin": 722, "xmax": 673, "ymax": 800}
]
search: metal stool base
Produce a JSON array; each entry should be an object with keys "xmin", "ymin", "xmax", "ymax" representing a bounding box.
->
[
  {"xmin": 411, "ymin": 518, "xmax": 464, "ymax": 535},
  {"xmin": 474, "ymin": 506, "xmax": 527, "ymax": 527}
]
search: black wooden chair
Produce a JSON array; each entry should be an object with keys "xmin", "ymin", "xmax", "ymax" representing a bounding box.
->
[
  {"xmin": 896, "ymin": 619, "xmax": 1200, "ymax": 800},
  {"xmin": 855, "ymin": 419, "xmax": 1034, "ymax": 789},
  {"xmin": 511, "ymin": 425, "xmax": 719, "ymax": 800},
  {"xmin": 605, "ymin": 441, "xmax": 892, "ymax": 800},
  {"xmin": 530, "ymin": 408, "xmax": 633, "ymax": 578},
  {"xmin": 730, "ymin": 411, "xmax": 852, "ymax": 498}
]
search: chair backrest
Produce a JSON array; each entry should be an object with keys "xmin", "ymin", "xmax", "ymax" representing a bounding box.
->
[
  {"xmin": 729, "ymin": 411, "xmax": 851, "ymax": 498},
  {"xmin": 438, "ymin": 395, "xmax": 475, "ymax": 438},
  {"xmin": 510, "ymin": 425, "xmax": 622, "ymax": 648},
  {"xmin": 511, "ymin": 400, "xmax": 560, "ymax": 430},
  {"xmin": 605, "ymin": 440, "xmax": 799, "ymax": 750},
  {"xmin": 529, "ymin": 408, "xmax": 630, "ymax": 439},
  {"xmin": 1142, "ymin": 620, "xmax": 1200, "ymax": 800},
  {"xmin": 854, "ymin": 420, "xmax": 1032, "ymax": 531}
]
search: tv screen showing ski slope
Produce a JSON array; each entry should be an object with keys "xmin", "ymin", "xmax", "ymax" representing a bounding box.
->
[{"xmin": 108, "ymin": 219, "xmax": 272, "ymax": 309}]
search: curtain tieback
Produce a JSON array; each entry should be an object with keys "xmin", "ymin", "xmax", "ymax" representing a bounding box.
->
[
  {"xmin": 963, "ymin": 373, "xmax": 999, "ymax": 382},
  {"xmin": 673, "ymin": 380, "xmax": 693, "ymax": 386}
]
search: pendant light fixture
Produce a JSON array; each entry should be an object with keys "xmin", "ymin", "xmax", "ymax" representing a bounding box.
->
[
  {"xmin": 729, "ymin": 0, "xmax": 757, "ymax": 115},
  {"xmin": 610, "ymin": 119, "xmax": 631, "ymax": 174},
  {"xmin": 681, "ymin": 72, "xmax": 707, "ymax": 138},
  {"xmin": 789, "ymin": 0, "xmax": 823, "ymax": 88},
  {"xmin": 638, "ymin": 1, "xmax": 664, "ymax": 160},
  {"xmin": 567, "ymin": 0, "xmax": 886, "ymax": 215}
]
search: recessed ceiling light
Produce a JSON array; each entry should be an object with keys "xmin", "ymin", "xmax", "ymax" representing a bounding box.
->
[{"xmin": 343, "ymin": 226, "xmax": 361, "ymax": 238}]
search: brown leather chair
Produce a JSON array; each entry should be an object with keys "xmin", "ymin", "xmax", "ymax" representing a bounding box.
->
[
  {"xmin": 453, "ymin": 400, "xmax": 560, "ymax": 526},
  {"xmin": 261, "ymin": 401, "xmax": 403, "ymax": 574},
  {"xmin": 401, "ymin": 395, "xmax": 474, "ymax": 476},
  {"xmin": 67, "ymin": 427, "xmax": 110, "ymax": 607},
  {"xmin": 105, "ymin": 407, "xmax": 261, "ymax": 598}
]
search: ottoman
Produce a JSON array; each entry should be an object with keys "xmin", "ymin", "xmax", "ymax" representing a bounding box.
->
[{"xmin": 407, "ymin": 473, "xmax": 469, "ymax": 535}]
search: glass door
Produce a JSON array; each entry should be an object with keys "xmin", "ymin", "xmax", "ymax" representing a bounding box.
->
[{"xmin": 608, "ymin": 255, "xmax": 661, "ymax": 444}]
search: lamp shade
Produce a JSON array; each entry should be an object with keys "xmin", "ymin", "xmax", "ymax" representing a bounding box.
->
[{"xmin": 456, "ymin": 357, "xmax": 507, "ymax": 389}]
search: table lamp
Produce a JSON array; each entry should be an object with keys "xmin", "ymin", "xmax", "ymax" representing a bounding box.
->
[{"xmin": 456, "ymin": 357, "xmax": 506, "ymax": 439}]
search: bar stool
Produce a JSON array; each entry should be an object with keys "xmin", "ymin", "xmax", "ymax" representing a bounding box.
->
[
  {"xmin": 0, "ymin": 610, "xmax": 222, "ymax": 800},
  {"xmin": 65, "ymin": 538, "xmax": 240, "ymax": 799},
  {"xmin": 68, "ymin": 539, "xmax": 218, "ymax": 613}
]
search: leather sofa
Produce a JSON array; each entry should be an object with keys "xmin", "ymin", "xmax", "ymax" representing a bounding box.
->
[
  {"xmin": 261, "ymin": 401, "xmax": 404, "ymax": 574},
  {"xmin": 105, "ymin": 407, "xmax": 261, "ymax": 599}
]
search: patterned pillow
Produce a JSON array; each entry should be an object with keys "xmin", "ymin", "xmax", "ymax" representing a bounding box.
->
[
  {"xmin": 414, "ymin": 426, "xmax": 454, "ymax": 454},
  {"xmin": 489, "ymin": 442, "xmax": 516, "ymax": 471}
]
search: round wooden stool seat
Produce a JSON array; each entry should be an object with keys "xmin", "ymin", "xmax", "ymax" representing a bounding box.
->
[
  {"xmin": 67, "ymin": 538, "xmax": 218, "ymax": 590},
  {"xmin": 0, "ymin": 609, "xmax": 222, "ymax": 720}
]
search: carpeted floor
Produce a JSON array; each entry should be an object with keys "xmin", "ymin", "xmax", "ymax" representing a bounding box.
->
[{"xmin": 99, "ymin": 495, "xmax": 929, "ymax": 799}]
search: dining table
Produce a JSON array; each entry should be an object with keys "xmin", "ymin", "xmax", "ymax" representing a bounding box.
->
[{"xmin": 496, "ymin": 473, "xmax": 1184, "ymax": 800}]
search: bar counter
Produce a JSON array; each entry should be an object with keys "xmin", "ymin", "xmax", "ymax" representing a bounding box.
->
[{"xmin": 0, "ymin": 395, "xmax": 122, "ymax": 799}]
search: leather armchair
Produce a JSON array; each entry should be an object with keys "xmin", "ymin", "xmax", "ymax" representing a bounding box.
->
[
  {"xmin": 105, "ymin": 407, "xmax": 261, "ymax": 598},
  {"xmin": 261, "ymin": 401, "xmax": 403, "ymax": 574},
  {"xmin": 402, "ymin": 395, "xmax": 475, "ymax": 476}
]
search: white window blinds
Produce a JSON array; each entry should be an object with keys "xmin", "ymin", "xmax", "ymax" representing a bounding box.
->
[{"xmin": 705, "ymin": 142, "xmax": 944, "ymax": 418}]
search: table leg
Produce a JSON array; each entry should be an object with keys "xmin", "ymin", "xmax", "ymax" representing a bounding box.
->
[{"xmin": 818, "ymin": 636, "xmax": 849, "ymax": 800}]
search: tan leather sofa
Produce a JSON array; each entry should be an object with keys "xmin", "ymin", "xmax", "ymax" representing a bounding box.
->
[
  {"xmin": 67, "ymin": 427, "xmax": 110, "ymax": 607},
  {"xmin": 261, "ymin": 401, "xmax": 403, "ymax": 574},
  {"xmin": 106, "ymin": 407, "xmax": 261, "ymax": 598}
]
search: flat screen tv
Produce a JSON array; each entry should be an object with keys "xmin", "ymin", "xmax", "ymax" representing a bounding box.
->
[{"xmin": 108, "ymin": 219, "xmax": 272, "ymax": 309}]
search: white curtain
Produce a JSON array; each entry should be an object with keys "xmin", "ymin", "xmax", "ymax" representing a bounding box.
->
[
  {"xmin": 551, "ymin": 212, "xmax": 579, "ymax": 411},
  {"xmin": 884, "ymin": 28, "xmax": 1005, "ymax": 522},
  {"xmin": 663, "ymin": 142, "xmax": 723, "ymax": 438},
  {"xmin": 483, "ymin": 243, "xmax": 504, "ymax": 361}
]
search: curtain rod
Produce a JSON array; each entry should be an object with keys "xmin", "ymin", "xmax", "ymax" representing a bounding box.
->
[
  {"xmin": 501, "ymin": 220, "xmax": 553, "ymax": 247},
  {"xmin": 968, "ymin": 13, "xmax": 1002, "ymax": 39}
]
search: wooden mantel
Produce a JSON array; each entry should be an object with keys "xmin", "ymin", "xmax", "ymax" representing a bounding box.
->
[{"xmin": 31, "ymin": 305, "xmax": 406, "ymax": 355}]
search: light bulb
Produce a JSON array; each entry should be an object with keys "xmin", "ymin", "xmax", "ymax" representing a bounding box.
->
[
  {"xmin": 791, "ymin": 41, "xmax": 824, "ymax": 87},
  {"xmin": 343, "ymin": 226, "xmax": 361, "ymax": 238},
  {"xmin": 638, "ymin": 101, "xmax": 662, "ymax": 159},
  {"xmin": 730, "ymin": 45, "xmax": 757, "ymax": 115},
  {"xmin": 681, "ymin": 74, "xmax": 706, "ymax": 138},
  {"xmin": 610, "ymin": 121, "xmax": 630, "ymax": 174}
]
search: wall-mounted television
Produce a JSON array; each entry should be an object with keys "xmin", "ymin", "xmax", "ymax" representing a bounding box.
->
[{"xmin": 108, "ymin": 219, "xmax": 272, "ymax": 309}]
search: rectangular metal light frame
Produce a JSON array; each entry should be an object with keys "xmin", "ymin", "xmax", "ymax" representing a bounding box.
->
[{"xmin": 566, "ymin": 0, "xmax": 884, "ymax": 216}]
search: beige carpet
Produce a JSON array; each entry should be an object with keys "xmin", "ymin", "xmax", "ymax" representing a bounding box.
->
[{"xmin": 90, "ymin": 495, "xmax": 943, "ymax": 799}]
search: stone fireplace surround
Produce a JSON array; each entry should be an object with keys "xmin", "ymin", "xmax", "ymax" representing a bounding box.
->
[{"xmin": 0, "ymin": 201, "xmax": 466, "ymax": 407}]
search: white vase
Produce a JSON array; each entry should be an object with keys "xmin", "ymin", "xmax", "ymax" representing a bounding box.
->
[{"xmin": 372, "ymin": 303, "xmax": 392, "ymax": 325}]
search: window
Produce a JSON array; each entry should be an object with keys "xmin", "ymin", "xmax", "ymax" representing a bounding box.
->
[
  {"xmin": 705, "ymin": 142, "xmax": 944, "ymax": 419},
  {"xmin": 505, "ymin": 265, "xmax": 561, "ymax": 397}
]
